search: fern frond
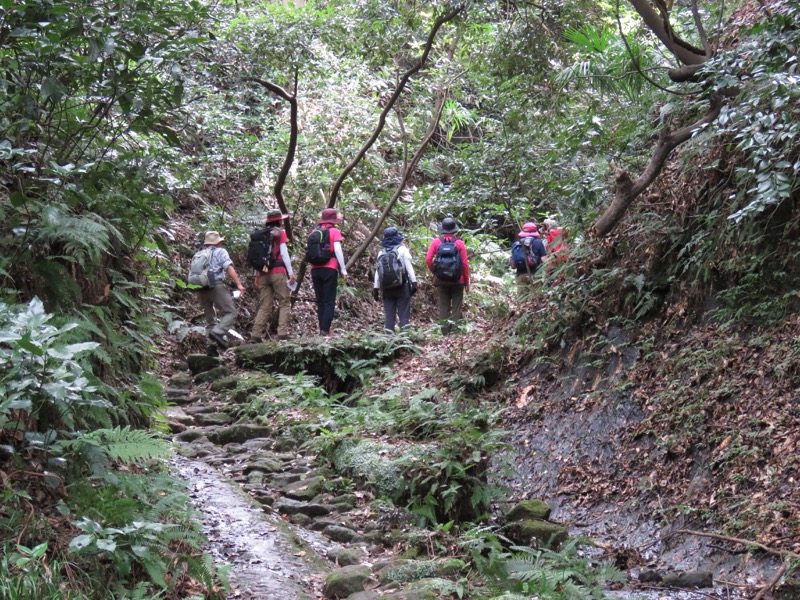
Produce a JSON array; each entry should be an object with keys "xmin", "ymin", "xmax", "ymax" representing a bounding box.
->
[{"xmin": 82, "ymin": 426, "xmax": 170, "ymax": 462}]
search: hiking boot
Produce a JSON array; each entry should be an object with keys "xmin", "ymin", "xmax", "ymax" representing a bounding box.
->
[
  {"xmin": 277, "ymin": 335, "xmax": 289, "ymax": 341},
  {"xmin": 250, "ymin": 336, "xmax": 263, "ymax": 344},
  {"xmin": 206, "ymin": 344, "xmax": 220, "ymax": 357},
  {"xmin": 208, "ymin": 331, "xmax": 229, "ymax": 348}
]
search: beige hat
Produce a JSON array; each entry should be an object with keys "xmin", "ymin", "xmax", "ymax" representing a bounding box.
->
[{"xmin": 204, "ymin": 231, "xmax": 225, "ymax": 245}]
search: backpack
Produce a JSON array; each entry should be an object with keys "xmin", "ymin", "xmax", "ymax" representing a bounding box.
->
[
  {"xmin": 511, "ymin": 238, "xmax": 540, "ymax": 270},
  {"xmin": 305, "ymin": 226, "xmax": 335, "ymax": 266},
  {"xmin": 432, "ymin": 236, "xmax": 462, "ymax": 282},
  {"xmin": 247, "ymin": 227, "xmax": 283, "ymax": 272},
  {"xmin": 187, "ymin": 247, "xmax": 216, "ymax": 288},
  {"xmin": 376, "ymin": 247, "xmax": 406, "ymax": 290}
]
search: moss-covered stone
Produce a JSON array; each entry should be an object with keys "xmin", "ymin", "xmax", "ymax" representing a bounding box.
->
[
  {"xmin": 206, "ymin": 424, "xmax": 273, "ymax": 445},
  {"xmin": 377, "ymin": 558, "xmax": 462, "ymax": 585},
  {"xmin": 209, "ymin": 374, "xmax": 241, "ymax": 392},
  {"xmin": 187, "ymin": 354, "xmax": 221, "ymax": 375},
  {"xmin": 282, "ymin": 475, "xmax": 324, "ymax": 500},
  {"xmin": 331, "ymin": 438, "xmax": 407, "ymax": 500},
  {"xmin": 194, "ymin": 365, "xmax": 231, "ymax": 384},
  {"xmin": 505, "ymin": 499, "xmax": 552, "ymax": 522},
  {"xmin": 506, "ymin": 518, "xmax": 568, "ymax": 548},
  {"xmin": 168, "ymin": 372, "xmax": 193, "ymax": 389},
  {"xmin": 322, "ymin": 564, "xmax": 372, "ymax": 599}
]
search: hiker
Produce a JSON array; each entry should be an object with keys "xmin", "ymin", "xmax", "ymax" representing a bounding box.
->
[
  {"xmin": 250, "ymin": 209, "xmax": 296, "ymax": 342},
  {"xmin": 541, "ymin": 217, "xmax": 568, "ymax": 275},
  {"xmin": 511, "ymin": 222, "xmax": 546, "ymax": 287},
  {"xmin": 308, "ymin": 208, "xmax": 348, "ymax": 336},
  {"xmin": 425, "ymin": 217, "xmax": 470, "ymax": 335},
  {"xmin": 196, "ymin": 231, "xmax": 246, "ymax": 356},
  {"xmin": 372, "ymin": 226, "xmax": 418, "ymax": 333}
]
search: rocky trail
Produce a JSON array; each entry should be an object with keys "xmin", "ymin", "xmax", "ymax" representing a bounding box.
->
[{"xmin": 160, "ymin": 330, "xmax": 783, "ymax": 599}]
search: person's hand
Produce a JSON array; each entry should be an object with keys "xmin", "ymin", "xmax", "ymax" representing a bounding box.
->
[
  {"xmin": 341, "ymin": 274, "xmax": 349, "ymax": 283},
  {"xmin": 289, "ymin": 274, "xmax": 297, "ymax": 283},
  {"xmin": 372, "ymin": 289, "xmax": 380, "ymax": 302},
  {"xmin": 409, "ymin": 281, "xmax": 418, "ymax": 296},
  {"xmin": 465, "ymin": 283, "xmax": 470, "ymax": 293}
]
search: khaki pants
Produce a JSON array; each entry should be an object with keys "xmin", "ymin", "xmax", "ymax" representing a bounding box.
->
[
  {"xmin": 198, "ymin": 284, "xmax": 237, "ymax": 337},
  {"xmin": 252, "ymin": 272, "xmax": 291, "ymax": 338}
]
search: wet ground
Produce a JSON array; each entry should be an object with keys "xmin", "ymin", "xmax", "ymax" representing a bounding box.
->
[{"xmin": 171, "ymin": 457, "xmax": 330, "ymax": 599}]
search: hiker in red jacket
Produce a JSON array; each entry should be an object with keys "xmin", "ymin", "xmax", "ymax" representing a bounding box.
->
[
  {"xmin": 425, "ymin": 218, "xmax": 470, "ymax": 335},
  {"xmin": 541, "ymin": 217, "xmax": 568, "ymax": 275}
]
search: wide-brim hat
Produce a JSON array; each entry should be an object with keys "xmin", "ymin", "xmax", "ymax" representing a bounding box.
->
[
  {"xmin": 439, "ymin": 218, "xmax": 459, "ymax": 234},
  {"xmin": 518, "ymin": 222, "xmax": 539, "ymax": 237},
  {"xmin": 383, "ymin": 226, "xmax": 404, "ymax": 242},
  {"xmin": 265, "ymin": 209, "xmax": 289, "ymax": 223},
  {"xmin": 204, "ymin": 231, "xmax": 224, "ymax": 245},
  {"xmin": 319, "ymin": 208, "xmax": 343, "ymax": 224}
]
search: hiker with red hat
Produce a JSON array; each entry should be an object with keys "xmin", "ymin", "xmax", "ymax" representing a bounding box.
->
[
  {"xmin": 196, "ymin": 231, "xmax": 246, "ymax": 356},
  {"xmin": 307, "ymin": 208, "xmax": 349, "ymax": 336},
  {"xmin": 510, "ymin": 222, "xmax": 547, "ymax": 287},
  {"xmin": 425, "ymin": 217, "xmax": 470, "ymax": 335},
  {"xmin": 249, "ymin": 209, "xmax": 296, "ymax": 342}
]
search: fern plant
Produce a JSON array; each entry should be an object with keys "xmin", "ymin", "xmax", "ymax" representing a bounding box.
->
[{"xmin": 502, "ymin": 537, "xmax": 625, "ymax": 599}]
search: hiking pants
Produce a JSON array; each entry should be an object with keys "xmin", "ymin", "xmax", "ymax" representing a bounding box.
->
[
  {"xmin": 311, "ymin": 267, "xmax": 339, "ymax": 334},
  {"xmin": 383, "ymin": 282, "xmax": 411, "ymax": 333},
  {"xmin": 252, "ymin": 272, "xmax": 291, "ymax": 338},
  {"xmin": 436, "ymin": 284, "xmax": 464, "ymax": 335},
  {"xmin": 198, "ymin": 284, "xmax": 237, "ymax": 338}
]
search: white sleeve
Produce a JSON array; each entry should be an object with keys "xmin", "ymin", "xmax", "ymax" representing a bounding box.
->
[
  {"xmin": 333, "ymin": 241, "xmax": 347, "ymax": 276},
  {"xmin": 401, "ymin": 246, "xmax": 416, "ymax": 282},
  {"xmin": 279, "ymin": 243, "xmax": 293, "ymax": 276},
  {"xmin": 373, "ymin": 250, "xmax": 381, "ymax": 289}
]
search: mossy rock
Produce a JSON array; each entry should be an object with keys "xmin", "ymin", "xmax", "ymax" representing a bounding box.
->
[
  {"xmin": 322, "ymin": 564, "xmax": 373, "ymax": 599},
  {"xmin": 506, "ymin": 518, "xmax": 568, "ymax": 548},
  {"xmin": 169, "ymin": 372, "xmax": 193, "ymax": 389},
  {"xmin": 187, "ymin": 354, "xmax": 221, "ymax": 375},
  {"xmin": 206, "ymin": 424, "xmax": 273, "ymax": 445},
  {"xmin": 194, "ymin": 365, "xmax": 231, "ymax": 384},
  {"xmin": 209, "ymin": 374, "xmax": 241, "ymax": 392},
  {"xmin": 505, "ymin": 499, "xmax": 552, "ymax": 522},
  {"xmin": 378, "ymin": 558, "xmax": 463, "ymax": 586},
  {"xmin": 233, "ymin": 335, "xmax": 413, "ymax": 391},
  {"xmin": 330, "ymin": 438, "xmax": 407, "ymax": 500}
]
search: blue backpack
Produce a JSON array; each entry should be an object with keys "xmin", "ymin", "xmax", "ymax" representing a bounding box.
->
[{"xmin": 511, "ymin": 238, "xmax": 539, "ymax": 270}]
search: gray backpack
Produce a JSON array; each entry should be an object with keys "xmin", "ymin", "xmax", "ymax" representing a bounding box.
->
[
  {"xmin": 376, "ymin": 247, "xmax": 405, "ymax": 290},
  {"xmin": 187, "ymin": 247, "xmax": 216, "ymax": 288}
]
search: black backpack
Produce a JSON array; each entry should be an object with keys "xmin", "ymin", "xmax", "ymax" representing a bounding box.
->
[
  {"xmin": 247, "ymin": 227, "xmax": 283, "ymax": 272},
  {"xmin": 376, "ymin": 247, "xmax": 406, "ymax": 290},
  {"xmin": 305, "ymin": 226, "xmax": 335, "ymax": 266},
  {"xmin": 432, "ymin": 236, "xmax": 462, "ymax": 282}
]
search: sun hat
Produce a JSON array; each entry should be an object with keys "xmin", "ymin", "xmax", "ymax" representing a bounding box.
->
[
  {"xmin": 265, "ymin": 209, "xmax": 289, "ymax": 223},
  {"xmin": 382, "ymin": 226, "xmax": 405, "ymax": 248},
  {"xmin": 204, "ymin": 231, "xmax": 225, "ymax": 245},
  {"xmin": 518, "ymin": 222, "xmax": 540, "ymax": 238},
  {"xmin": 439, "ymin": 218, "xmax": 459, "ymax": 234},
  {"xmin": 544, "ymin": 217, "xmax": 558, "ymax": 229},
  {"xmin": 319, "ymin": 208, "xmax": 343, "ymax": 224}
]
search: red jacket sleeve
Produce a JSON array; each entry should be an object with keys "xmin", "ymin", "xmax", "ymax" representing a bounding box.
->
[
  {"xmin": 425, "ymin": 238, "xmax": 440, "ymax": 271},
  {"xmin": 457, "ymin": 239, "xmax": 470, "ymax": 285}
]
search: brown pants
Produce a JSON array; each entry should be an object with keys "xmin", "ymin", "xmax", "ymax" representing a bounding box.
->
[
  {"xmin": 252, "ymin": 272, "xmax": 291, "ymax": 338},
  {"xmin": 436, "ymin": 284, "xmax": 464, "ymax": 335}
]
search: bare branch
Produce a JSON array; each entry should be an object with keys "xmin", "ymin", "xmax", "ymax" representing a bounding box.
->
[
  {"xmin": 246, "ymin": 74, "xmax": 299, "ymax": 241},
  {"xmin": 593, "ymin": 97, "xmax": 723, "ymax": 237},
  {"xmin": 691, "ymin": 0, "xmax": 712, "ymax": 57},
  {"xmin": 327, "ymin": 4, "xmax": 464, "ymax": 209}
]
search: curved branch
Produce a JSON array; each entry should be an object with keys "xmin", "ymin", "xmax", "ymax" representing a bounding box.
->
[
  {"xmin": 690, "ymin": 0, "xmax": 712, "ymax": 58},
  {"xmin": 246, "ymin": 74, "xmax": 299, "ymax": 241},
  {"xmin": 593, "ymin": 96, "xmax": 723, "ymax": 237},
  {"xmin": 628, "ymin": 0, "xmax": 707, "ymax": 65},
  {"xmin": 346, "ymin": 89, "xmax": 449, "ymax": 269},
  {"xmin": 327, "ymin": 4, "xmax": 464, "ymax": 209}
]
